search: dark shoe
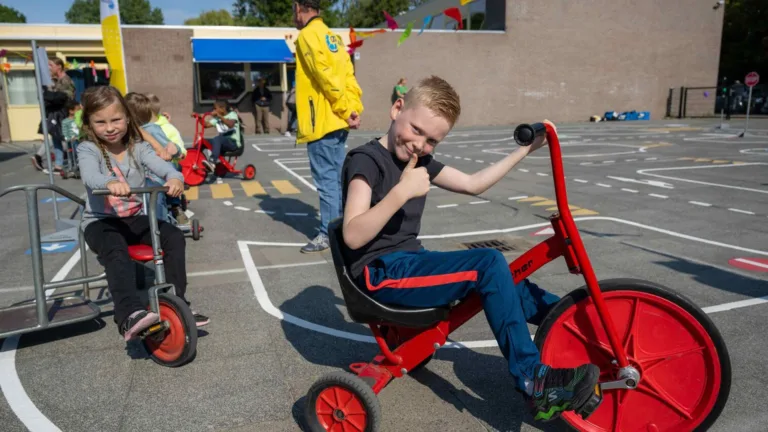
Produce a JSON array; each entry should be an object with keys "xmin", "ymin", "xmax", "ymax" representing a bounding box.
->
[
  {"xmin": 201, "ymin": 159, "xmax": 215, "ymax": 172},
  {"xmin": 528, "ymin": 363, "xmax": 601, "ymax": 422},
  {"xmin": 300, "ymin": 234, "xmax": 329, "ymax": 253},
  {"xmin": 31, "ymin": 155, "xmax": 43, "ymax": 170},
  {"xmin": 192, "ymin": 311, "xmax": 210, "ymax": 327},
  {"xmin": 119, "ymin": 310, "xmax": 160, "ymax": 341}
]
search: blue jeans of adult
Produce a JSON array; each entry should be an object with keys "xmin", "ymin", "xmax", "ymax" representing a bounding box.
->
[
  {"xmin": 38, "ymin": 136, "xmax": 64, "ymax": 168},
  {"xmin": 307, "ymin": 128, "xmax": 348, "ymax": 236},
  {"xmin": 357, "ymin": 248, "xmax": 561, "ymax": 391}
]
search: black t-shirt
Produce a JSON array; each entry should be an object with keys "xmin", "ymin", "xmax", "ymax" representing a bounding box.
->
[{"xmin": 341, "ymin": 139, "xmax": 445, "ymax": 278}]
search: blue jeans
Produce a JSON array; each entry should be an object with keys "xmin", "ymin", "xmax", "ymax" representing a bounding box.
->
[
  {"xmin": 307, "ymin": 129, "xmax": 348, "ymax": 236},
  {"xmin": 358, "ymin": 248, "xmax": 561, "ymax": 391},
  {"xmin": 38, "ymin": 137, "xmax": 64, "ymax": 168},
  {"xmin": 210, "ymin": 135, "xmax": 238, "ymax": 161}
]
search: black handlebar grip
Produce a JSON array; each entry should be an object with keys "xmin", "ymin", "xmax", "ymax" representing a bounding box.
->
[{"xmin": 513, "ymin": 123, "xmax": 546, "ymax": 146}]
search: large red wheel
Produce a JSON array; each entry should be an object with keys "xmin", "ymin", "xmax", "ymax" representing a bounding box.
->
[
  {"xmin": 142, "ymin": 293, "xmax": 197, "ymax": 367},
  {"xmin": 304, "ymin": 371, "xmax": 381, "ymax": 432},
  {"xmin": 534, "ymin": 279, "xmax": 731, "ymax": 432},
  {"xmin": 180, "ymin": 149, "xmax": 208, "ymax": 186}
]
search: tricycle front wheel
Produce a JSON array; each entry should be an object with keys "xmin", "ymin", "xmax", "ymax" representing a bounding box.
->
[{"xmin": 534, "ymin": 279, "xmax": 731, "ymax": 432}]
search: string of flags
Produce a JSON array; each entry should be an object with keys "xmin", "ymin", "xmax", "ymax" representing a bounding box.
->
[
  {"xmin": 0, "ymin": 47, "xmax": 108, "ymax": 78},
  {"xmin": 347, "ymin": 0, "xmax": 475, "ymax": 55}
]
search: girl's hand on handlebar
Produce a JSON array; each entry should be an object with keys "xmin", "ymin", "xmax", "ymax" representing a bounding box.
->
[
  {"xmin": 165, "ymin": 178, "xmax": 184, "ymax": 198},
  {"xmin": 106, "ymin": 181, "xmax": 131, "ymax": 197}
]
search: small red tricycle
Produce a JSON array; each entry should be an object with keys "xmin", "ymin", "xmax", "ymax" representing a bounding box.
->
[
  {"xmin": 180, "ymin": 112, "xmax": 256, "ymax": 186},
  {"xmin": 304, "ymin": 122, "xmax": 731, "ymax": 431}
]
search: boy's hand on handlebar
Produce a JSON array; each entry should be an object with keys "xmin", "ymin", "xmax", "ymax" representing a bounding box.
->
[
  {"xmin": 165, "ymin": 179, "xmax": 184, "ymax": 198},
  {"xmin": 523, "ymin": 120, "xmax": 556, "ymax": 155},
  {"xmin": 399, "ymin": 154, "xmax": 430, "ymax": 200},
  {"xmin": 106, "ymin": 181, "xmax": 131, "ymax": 197},
  {"xmin": 156, "ymin": 148, "xmax": 172, "ymax": 161}
]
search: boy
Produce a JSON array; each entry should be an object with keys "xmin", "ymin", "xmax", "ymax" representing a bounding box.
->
[
  {"xmin": 340, "ymin": 76, "xmax": 600, "ymax": 422},
  {"xmin": 125, "ymin": 92, "xmax": 185, "ymax": 223},
  {"xmin": 200, "ymin": 99, "xmax": 242, "ymax": 173},
  {"xmin": 147, "ymin": 93, "xmax": 186, "ymax": 163},
  {"xmin": 61, "ymin": 100, "xmax": 81, "ymax": 173}
]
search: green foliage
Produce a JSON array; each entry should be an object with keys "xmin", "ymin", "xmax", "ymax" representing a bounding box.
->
[
  {"xmin": 65, "ymin": 0, "xmax": 164, "ymax": 25},
  {"xmin": 0, "ymin": 4, "xmax": 27, "ymax": 23},
  {"xmin": 184, "ymin": 9, "xmax": 236, "ymax": 26}
]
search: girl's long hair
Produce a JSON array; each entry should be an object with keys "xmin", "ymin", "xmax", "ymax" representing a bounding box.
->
[{"xmin": 80, "ymin": 86, "xmax": 144, "ymax": 172}]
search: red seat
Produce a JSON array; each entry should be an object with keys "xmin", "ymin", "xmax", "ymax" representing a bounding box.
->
[{"xmin": 127, "ymin": 245, "xmax": 162, "ymax": 262}]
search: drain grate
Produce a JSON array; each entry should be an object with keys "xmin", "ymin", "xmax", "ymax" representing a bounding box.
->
[{"xmin": 461, "ymin": 239, "xmax": 517, "ymax": 252}]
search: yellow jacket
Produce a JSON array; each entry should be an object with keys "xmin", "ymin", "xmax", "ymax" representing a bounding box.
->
[{"xmin": 294, "ymin": 17, "xmax": 363, "ymax": 144}]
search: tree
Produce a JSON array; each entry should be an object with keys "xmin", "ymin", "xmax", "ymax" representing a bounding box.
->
[
  {"xmin": 184, "ymin": 9, "xmax": 236, "ymax": 26},
  {"xmin": 344, "ymin": 0, "xmax": 421, "ymax": 28},
  {"xmin": 0, "ymin": 5, "xmax": 27, "ymax": 23},
  {"xmin": 65, "ymin": 0, "xmax": 164, "ymax": 25},
  {"xmin": 233, "ymin": 0, "xmax": 339, "ymax": 27}
]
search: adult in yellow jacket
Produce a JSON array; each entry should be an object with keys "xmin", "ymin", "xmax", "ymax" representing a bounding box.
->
[{"xmin": 293, "ymin": 0, "xmax": 364, "ymax": 253}]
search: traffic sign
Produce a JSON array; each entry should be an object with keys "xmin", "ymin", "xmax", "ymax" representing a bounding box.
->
[
  {"xmin": 25, "ymin": 241, "xmax": 78, "ymax": 255},
  {"xmin": 745, "ymin": 71, "xmax": 759, "ymax": 87},
  {"xmin": 729, "ymin": 257, "xmax": 768, "ymax": 273}
]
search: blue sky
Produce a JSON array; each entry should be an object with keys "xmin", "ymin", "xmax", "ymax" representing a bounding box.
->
[{"xmin": 3, "ymin": 0, "xmax": 235, "ymax": 25}]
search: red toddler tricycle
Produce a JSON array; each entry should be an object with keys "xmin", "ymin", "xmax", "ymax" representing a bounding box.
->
[
  {"xmin": 304, "ymin": 122, "xmax": 731, "ymax": 431},
  {"xmin": 180, "ymin": 112, "xmax": 256, "ymax": 186}
]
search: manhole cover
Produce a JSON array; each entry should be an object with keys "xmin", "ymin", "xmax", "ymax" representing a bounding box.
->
[{"xmin": 461, "ymin": 239, "xmax": 517, "ymax": 252}]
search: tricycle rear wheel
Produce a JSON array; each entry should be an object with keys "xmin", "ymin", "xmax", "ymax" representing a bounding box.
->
[
  {"xmin": 534, "ymin": 278, "xmax": 731, "ymax": 432},
  {"xmin": 304, "ymin": 371, "xmax": 381, "ymax": 432}
]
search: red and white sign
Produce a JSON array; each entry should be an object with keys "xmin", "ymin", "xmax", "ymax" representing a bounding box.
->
[
  {"xmin": 729, "ymin": 257, "xmax": 768, "ymax": 273},
  {"xmin": 745, "ymin": 71, "xmax": 760, "ymax": 87}
]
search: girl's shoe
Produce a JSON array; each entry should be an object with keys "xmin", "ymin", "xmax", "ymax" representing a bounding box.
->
[
  {"xmin": 120, "ymin": 310, "xmax": 160, "ymax": 341},
  {"xmin": 192, "ymin": 311, "xmax": 210, "ymax": 327}
]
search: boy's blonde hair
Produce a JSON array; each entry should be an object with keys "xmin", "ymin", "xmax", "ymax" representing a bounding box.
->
[
  {"xmin": 146, "ymin": 93, "xmax": 161, "ymax": 116},
  {"xmin": 124, "ymin": 92, "xmax": 154, "ymax": 125},
  {"xmin": 402, "ymin": 75, "xmax": 461, "ymax": 127}
]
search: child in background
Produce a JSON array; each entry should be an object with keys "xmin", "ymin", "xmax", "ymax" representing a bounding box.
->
[
  {"xmin": 61, "ymin": 100, "xmax": 81, "ymax": 174},
  {"xmin": 125, "ymin": 92, "xmax": 184, "ymax": 223},
  {"xmin": 76, "ymin": 85, "xmax": 209, "ymax": 341},
  {"xmin": 200, "ymin": 99, "xmax": 242, "ymax": 173},
  {"xmin": 147, "ymin": 93, "xmax": 186, "ymax": 165}
]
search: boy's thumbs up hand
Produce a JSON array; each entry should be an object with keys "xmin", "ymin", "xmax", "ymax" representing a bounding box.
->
[{"xmin": 399, "ymin": 153, "xmax": 430, "ymax": 199}]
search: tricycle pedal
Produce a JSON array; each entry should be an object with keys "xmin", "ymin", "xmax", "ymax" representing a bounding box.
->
[
  {"xmin": 138, "ymin": 321, "xmax": 169, "ymax": 339},
  {"xmin": 576, "ymin": 384, "xmax": 603, "ymax": 420}
]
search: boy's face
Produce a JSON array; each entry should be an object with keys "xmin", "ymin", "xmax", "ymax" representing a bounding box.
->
[{"xmin": 388, "ymin": 98, "xmax": 451, "ymax": 163}]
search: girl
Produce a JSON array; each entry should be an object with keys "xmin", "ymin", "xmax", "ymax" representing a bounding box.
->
[{"xmin": 77, "ymin": 86, "xmax": 209, "ymax": 342}]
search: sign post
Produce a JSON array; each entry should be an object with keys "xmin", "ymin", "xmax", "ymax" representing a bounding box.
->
[{"xmin": 740, "ymin": 71, "xmax": 759, "ymax": 137}]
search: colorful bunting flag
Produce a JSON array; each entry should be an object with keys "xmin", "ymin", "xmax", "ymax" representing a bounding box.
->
[
  {"xmin": 383, "ymin": 11, "xmax": 399, "ymax": 30},
  {"xmin": 418, "ymin": 15, "xmax": 431, "ymax": 35},
  {"xmin": 398, "ymin": 21, "xmax": 414, "ymax": 47},
  {"xmin": 444, "ymin": 7, "xmax": 463, "ymax": 30},
  {"xmin": 460, "ymin": 0, "xmax": 474, "ymax": 5},
  {"xmin": 357, "ymin": 29, "xmax": 386, "ymax": 38}
]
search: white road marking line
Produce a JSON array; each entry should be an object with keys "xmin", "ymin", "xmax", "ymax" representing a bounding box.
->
[
  {"xmin": 728, "ymin": 208, "xmax": 755, "ymax": 215},
  {"xmin": 469, "ymin": 200, "xmax": 490, "ymax": 205},
  {"xmin": 689, "ymin": 201, "xmax": 712, "ymax": 207},
  {"xmin": 464, "ymin": 158, "xmax": 472, "ymax": 161},
  {"xmin": 602, "ymin": 160, "xmax": 614, "ymax": 164},
  {"xmin": 637, "ymin": 163, "xmax": 768, "ymax": 194},
  {"xmin": 536, "ymin": 172, "xmax": 549, "ymax": 177},
  {"xmin": 275, "ymin": 158, "xmax": 316, "ymax": 192},
  {"xmin": 625, "ymin": 158, "xmax": 637, "ymax": 162},
  {"xmin": 508, "ymin": 195, "xmax": 528, "ymax": 200},
  {"xmin": 459, "ymin": 145, "xmax": 467, "ymax": 148},
  {"xmin": 519, "ymin": 169, "xmax": 529, "ymax": 173},
  {"xmin": 255, "ymin": 210, "xmax": 276, "ymax": 214},
  {"xmin": 437, "ymin": 204, "xmax": 458, "ymax": 208},
  {"xmin": 223, "ymin": 201, "xmax": 233, "ymax": 206},
  {"xmin": 734, "ymin": 258, "xmax": 768, "ymax": 270},
  {"xmin": 475, "ymin": 160, "xmax": 484, "ymax": 163},
  {"xmin": 574, "ymin": 179, "xmax": 589, "ymax": 183},
  {"xmin": 621, "ymin": 188, "xmax": 638, "ymax": 194},
  {"xmin": 645, "ymin": 157, "xmax": 658, "ymax": 161},
  {"xmin": 580, "ymin": 162, "xmax": 593, "ymax": 165},
  {"xmin": 235, "ymin": 206, "xmax": 251, "ymax": 211},
  {"xmin": 285, "ymin": 212, "xmax": 309, "ymax": 217},
  {"xmin": 649, "ymin": 194, "xmax": 668, "ymax": 199},
  {"xmin": 596, "ymin": 183, "xmax": 611, "ymax": 188},
  {"xmin": 268, "ymin": 153, "xmax": 279, "ymax": 156}
]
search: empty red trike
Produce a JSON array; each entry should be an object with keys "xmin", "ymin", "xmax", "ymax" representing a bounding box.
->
[
  {"xmin": 180, "ymin": 112, "xmax": 256, "ymax": 186},
  {"xmin": 304, "ymin": 122, "xmax": 731, "ymax": 431}
]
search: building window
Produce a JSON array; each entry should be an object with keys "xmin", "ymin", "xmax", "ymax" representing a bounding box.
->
[
  {"xmin": 249, "ymin": 63, "xmax": 281, "ymax": 89},
  {"xmin": 197, "ymin": 63, "xmax": 247, "ymax": 102},
  {"xmin": 6, "ymin": 70, "xmax": 38, "ymax": 106}
]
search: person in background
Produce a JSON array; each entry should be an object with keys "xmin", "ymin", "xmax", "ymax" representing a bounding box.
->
[
  {"xmin": 391, "ymin": 77, "xmax": 408, "ymax": 104},
  {"xmin": 200, "ymin": 99, "xmax": 242, "ymax": 172},
  {"xmin": 293, "ymin": 0, "xmax": 364, "ymax": 253},
  {"xmin": 147, "ymin": 94, "xmax": 186, "ymax": 161},
  {"xmin": 32, "ymin": 58, "xmax": 75, "ymax": 174},
  {"xmin": 251, "ymin": 78, "xmax": 272, "ymax": 134},
  {"xmin": 61, "ymin": 100, "xmax": 81, "ymax": 173},
  {"xmin": 285, "ymin": 81, "xmax": 297, "ymax": 137}
]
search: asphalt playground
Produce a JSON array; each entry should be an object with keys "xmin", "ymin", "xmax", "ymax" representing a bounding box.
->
[{"xmin": 1, "ymin": 118, "xmax": 767, "ymax": 432}]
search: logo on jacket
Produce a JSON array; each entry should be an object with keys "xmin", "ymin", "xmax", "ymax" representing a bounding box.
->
[{"xmin": 325, "ymin": 34, "xmax": 339, "ymax": 53}]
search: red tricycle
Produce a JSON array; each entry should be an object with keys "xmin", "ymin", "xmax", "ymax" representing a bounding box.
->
[
  {"xmin": 180, "ymin": 112, "xmax": 256, "ymax": 186},
  {"xmin": 304, "ymin": 122, "xmax": 731, "ymax": 431}
]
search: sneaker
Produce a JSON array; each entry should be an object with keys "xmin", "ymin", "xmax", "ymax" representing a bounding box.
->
[
  {"xmin": 31, "ymin": 155, "xmax": 43, "ymax": 170},
  {"xmin": 201, "ymin": 159, "xmax": 215, "ymax": 172},
  {"xmin": 192, "ymin": 311, "xmax": 210, "ymax": 327},
  {"xmin": 528, "ymin": 363, "xmax": 601, "ymax": 422},
  {"xmin": 175, "ymin": 211, "xmax": 189, "ymax": 225},
  {"xmin": 119, "ymin": 310, "xmax": 160, "ymax": 341},
  {"xmin": 300, "ymin": 233, "xmax": 329, "ymax": 253}
]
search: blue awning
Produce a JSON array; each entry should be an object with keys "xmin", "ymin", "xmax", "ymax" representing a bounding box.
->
[{"xmin": 191, "ymin": 38, "xmax": 295, "ymax": 63}]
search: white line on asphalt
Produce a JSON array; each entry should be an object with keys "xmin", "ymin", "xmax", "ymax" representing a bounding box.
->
[
  {"xmin": 621, "ymin": 188, "xmax": 638, "ymax": 193},
  {"xmin": 285, "ymin": 212, "xmax": 310, "ymax": 216},
  {"xmin": 508, "ymin": 195, "xmax": 528, "ymax": 200},
  {"xmin": 255, "ymin": 210, "xmax": 276, "ymax": 214},
  {"xmin": 728, "ymin": 208, "xmax": 755, "ymax": 215},
  {"xmin": 475, "ymin": 160, "xmax": 484, "ymax": 163},
  {"xmin": 649, "ymin": 194, "xmax": 668, "ymax": 199},
  {"xmin": 733, "ymin": 258, "xmax": 768, "ymax": 270},
  {"xmin": 626, "ymin": 159, "xmax": 637, "ymax": 162},
  {"xmin": 603, "ymin": 161, "xmax": 614, "ymax": 164},
  {"xmin": 437, "ymin": 204, "xmax": 458, "ymax": 208},
  {"xmin": 469, "ymin": 200, "xmax": 490, "ymax": 205},
  {"xmin": 637, "ymin": 163, "xmax": 768, "ymax": 194},
  {"xmin": 223, "ymin": 201, "xmax": 233, "ymax": 206},
  {"xmin": 275, "ymin": 159, "xmax": 316, "ymax": 192},
  {"xmin": 519, "ymin": 169, "xmax": 529, "ymax": 173},
  {"xmin": 235, "ymin": 206, "xmax": 251, "ymax": 211},
  {"xmin": 574, "ymin": 179, "xmax": 588, "ymax": 183},
  {"xmin": 689, "ymin": 201, "xmax": 712, "ymax": 207},
  {"xmin": 596, "ymin": 183, "xmax": 611, "ymax": 188},
  {"xmin": 536, "ymin": 172, "xmax": 549, "ymax": 177}
]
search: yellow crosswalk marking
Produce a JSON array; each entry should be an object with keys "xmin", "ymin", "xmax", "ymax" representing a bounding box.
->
[
  {"xmin": 732, "ymin": 161, "xmax": 747, "ymax": 165},
  {"xmin": 532, "ymin": 200, "xmax": 558, "ymax": 207},
  {"xmin": 694, "ymin": 158, "xmax": 710, "ymax": 162},
  {"xmin": 712, "ymin": 160, "xmax": 729, "ymax": 164},
  {"xmin": 210, "ymin": 183, "xmax": 234, "ymax": 199},
  {"xmin": 518, "ymin": 196, "xmax": 548, "ymax": 202},
  {"xmin": 242, "ymin": 181, "xmax": 267, "ymax": 196},
  {"xmin": 571, "ymin": 209, "xmax": 600, "ymax": 216},
  {"xmin": 272, "ymin": 180, "xmax": 301, "ymax": 194},
  {"xmin": 185, "ymin": 186, "xmax": 199, "ymax": 201}
]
